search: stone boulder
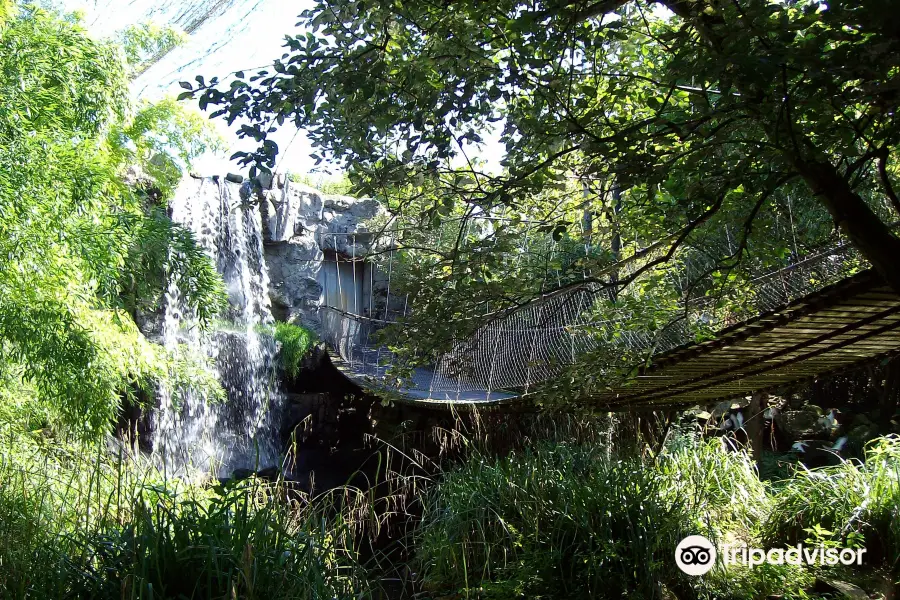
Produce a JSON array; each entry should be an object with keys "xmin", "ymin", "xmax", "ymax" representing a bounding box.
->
[
  {"xmin": 812, "ymin": 578, "xmax": 868, "ymax": 599},
  {"xmin": 262, "ymin": 182, "xmax": 325, "ymax": 242},
  {"xmin": 265, "ymin": 235, "xmax": 324, "ymax": 327},
  {"xmin": 774, "ymin": 406, "xmax": 823, "ymax": 441}
]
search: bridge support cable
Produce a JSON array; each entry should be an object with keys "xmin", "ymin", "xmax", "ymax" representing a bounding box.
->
[{"xmin": 352, "ymin": 237, "xmax": 359, "ymax": 316}]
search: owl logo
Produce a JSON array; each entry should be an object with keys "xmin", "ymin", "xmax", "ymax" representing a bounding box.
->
[{"xmin": 675, "ymin": 535, "xmax": 717, "ymax": 575}]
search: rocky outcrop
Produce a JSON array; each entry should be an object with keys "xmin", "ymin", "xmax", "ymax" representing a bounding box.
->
[
  {"xmin": 129, "ymin": 172, "xmax": 387, "ymax": 339},
  {"xmin": 255, "ymin": 175, "xmax": 386, "ymax": 334},
  {"xmin": 774, "ymin": 405, "xmax": 824, "ymax": 441}
]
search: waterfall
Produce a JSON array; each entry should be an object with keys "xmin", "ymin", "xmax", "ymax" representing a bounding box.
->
[{"xmin": 153, "ymin": 176, "xmax": 284, "ymax": 478}]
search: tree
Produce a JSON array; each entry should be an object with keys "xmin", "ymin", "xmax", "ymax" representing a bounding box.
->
[
  {"xmin": 0, "ymin": 3, "xmax": 225, "ymax": 435},
  {"xmin": 117, "ymin": 21, "xmax": 188, "ymax": 77},
  {"xmin": 187, "ymin": 0, "xmax": 900, "ymax": 368}
]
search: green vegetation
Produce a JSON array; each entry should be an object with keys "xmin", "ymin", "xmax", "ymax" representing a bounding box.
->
[
  {"xmin": 0, "ymin": 2, "xmax": 225, "ymax": 436},
  {"xmin": 288, "ymin": 172, "xmax": 354, "ymax": 196},
  {"xmin": 762, "ymin": 436, "xmax": 900, "ymax": 566},
  {"xmin": 5, "ymin": 417, "xmax": 897, "ymax": 599},
  {"xmin": 416, "ymin": 437, "xmax": 792, "ymax": 600},
  {"xmin": 271, "ymin": 322, "xmax": 317, "ymax": 380},
  {"xmin": 414, "ymin": 434, "xmax": 900, "ymax": 599},
  {"xmin": 0, "ymin": 427, "xmax": 371, "ymax": 599},
  {"xmin": 0, "ymin": 8, "xmax": 329, "ymax": 589},
  {"xmin": 2, "ymin": 1, "xmax": 900, "ymax": 599},
  {"xmin": 117, "ymin": 21, "xmax": 188, "ymax": 77},
  {"xmin": 416, "ymin": 442, "xmax": 690, "ymax": 598},
  {"xmin": 187, "ymin": 0, "xmax": 900, "ymax": 397}
]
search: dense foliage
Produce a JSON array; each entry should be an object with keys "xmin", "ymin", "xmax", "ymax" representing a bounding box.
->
[
  {"xmin": 417, "ymin": 442, "xmax": 692, "ymax": 598},
  {"xmin": 417, "ymin": 434, "xmax": 900, "ymax": 599},
  {"xmin": 0, "ymin": 2, "xmax": 225, "ymax": 435},
  {"xmin": 3, "ymin": 406, "xmax": 898, "ymax": 600},
  {"xmin": 185, "ymin": 0, "xmax": 900, "ymax": 374},
  {"xmin": 2, "ymin": 2, "xmax": 899, "ymax": 600},
  {"xmin": 271, "ymin": 322, "xmax": 317, "ymax": 380},
  {"xmin": 762, "ymin": 435, "xmax": 900, "ymax": 566},
  {"xmin": 0, "ymin": 432, "xmax": 370, "ymax": 599}
]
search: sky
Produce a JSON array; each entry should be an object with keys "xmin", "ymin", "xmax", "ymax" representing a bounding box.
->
[{"xmin": 56, "ymin": 0, "xmax": 503, "ymax": 179}]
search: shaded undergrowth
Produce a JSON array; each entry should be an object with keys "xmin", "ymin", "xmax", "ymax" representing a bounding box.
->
[
  {"xmin": 0, "ymin": 426, "xmax": 373, "ymax": 600},
  {"xmin": 413, "ymin": 434, "xmax": 816, "ymax": 600},
  {"xmin": 1, "ymin": 414, "xmax": 899, "ymax": 599},
  {"xmin": 415, "ymin": 442, "xmax": 689, "ymax": 598},
  {"xmin": 761, "ymin": 435, "xmax": 900, "ymax": 569}
]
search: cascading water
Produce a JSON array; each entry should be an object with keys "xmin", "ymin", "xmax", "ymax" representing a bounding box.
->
[{"xmin": 153, "ymin": 176, "xmax": 284, "ymax": 478}]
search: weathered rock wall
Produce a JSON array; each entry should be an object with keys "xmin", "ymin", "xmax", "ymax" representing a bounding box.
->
[
  {"xmin": 255, "ymin": 173, "xmax": 386, "ymax": 334},
  {"xmin": 133, "ymin": 172, "xmax": 387, "ymax": 342}
]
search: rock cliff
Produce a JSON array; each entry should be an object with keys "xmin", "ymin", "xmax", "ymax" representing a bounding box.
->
[{"xmin": 254, "ymin": 173, "xmax": 386, "ymax": 334}]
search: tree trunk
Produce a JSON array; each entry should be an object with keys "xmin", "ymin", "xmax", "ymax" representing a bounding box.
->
[
  {"xmin": 661, "ymin": 0, "xmax": 900, "ymax": 293},
  {"xmin": 791, "ymin": 157, "xmax": 900, "ymax": 293},
  {"xmin": 747, "ymin": 391, "xmax": 768, "ymax": 472}
]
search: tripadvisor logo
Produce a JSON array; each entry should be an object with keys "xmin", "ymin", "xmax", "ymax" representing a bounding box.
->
[
  {"xmin": 675, "ymin": 535, "xmax": 717, "ymax": 575},
  {"xmin": 675, "ymin": 535, "xmax": 867, "ymax": 576}
]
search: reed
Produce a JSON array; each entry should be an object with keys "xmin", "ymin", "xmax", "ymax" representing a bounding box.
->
[
  {"xmin": 762, "ymin": 435, "xmax": 900, "ymax": 568},
  {"xmin": 0, "ymin": 425, "xmax": 372, "ymax": 600},
  {"xmin": 2, "ymin": 414, "xmax": 898, "ymax": 599}
]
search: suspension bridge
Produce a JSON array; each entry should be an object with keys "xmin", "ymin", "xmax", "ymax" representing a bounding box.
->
[{"xmin": 317, "ymin": 226, "xmax": 900, "ymax": 409}]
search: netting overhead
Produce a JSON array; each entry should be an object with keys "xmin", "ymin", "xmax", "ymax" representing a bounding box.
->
[{"xmin": 55, "ymin": 0, "xmax": 292, "ymax": 98}]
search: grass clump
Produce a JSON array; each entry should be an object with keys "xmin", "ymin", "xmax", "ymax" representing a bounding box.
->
[
  {"xmin": 762, "ymin": 435, "xmax": 900, "ymax": 568},
  {"xmin": 415, "ymin": 442, "xmax": 691, "ymax": 599},
  {"xmin": 220, "ymin": 321, "xmax": 316, "ymax": 381},
  {"xmin": 0, "ymin": 425, "xmax": 370, "ymax": 600},
  {"xmin": 657, "ymin": 435, "xmax": 814, "ymax": 599},
  {"xmin": 657, "ymin": 434, "xmax": 769, "ymax": 534},
  {"xmin": 413, "ymin": 431, "xmax": 853, "ymax": 600}
]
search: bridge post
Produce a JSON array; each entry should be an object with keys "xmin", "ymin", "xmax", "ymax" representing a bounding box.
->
[{"xmin": 747, "ymin": 391, "xmax": 769, "ymax": 471}]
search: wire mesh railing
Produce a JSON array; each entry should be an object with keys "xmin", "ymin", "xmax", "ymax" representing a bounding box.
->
[{"xmin": 319, "ymin": 225, "xmax": 874, "ymax": 403}]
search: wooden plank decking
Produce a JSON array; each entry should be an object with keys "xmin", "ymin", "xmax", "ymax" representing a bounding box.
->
[{"xmin": 592, "ymin": 269, "xmax": 900, "ymax": 408}]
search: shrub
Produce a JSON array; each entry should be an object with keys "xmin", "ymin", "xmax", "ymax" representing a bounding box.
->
[{"xmin": 272, "ymin": 322, "xmax": 317, "ymax": 380}]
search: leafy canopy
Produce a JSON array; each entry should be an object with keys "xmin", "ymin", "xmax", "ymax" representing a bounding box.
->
[
  {"xmin": 0, "ymin": 3, "xmax": 226, "ymax": 435},
  {"xmin": 186, "ymin": 0, "xmax": 900, "ymax": 369}
]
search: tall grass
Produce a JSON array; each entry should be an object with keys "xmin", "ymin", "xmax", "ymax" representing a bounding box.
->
[
  {"xmin": 657, "ymin": 434, "xmax": 769, "ymax": 534},
  {"xmin": 415, "ymin": 442, "xmax": 690, "ymax": 599},
  {"xmin": 412, "ymin": 431, "xmax": 826, "ymax": 600},
  {"xmin": 3, "ymin": 408, "xmax": 898, "ymax": 600},
  {"xmin": 0, "ymin": 425, "xmax": 373, "ymax": 599},
  {"xmin": 762, "ymin": 435, "xmax": 900, "ymax": 568},
  {"xmin": 658, "ymin": 435, "xmax": 813, "ymax": 599}
]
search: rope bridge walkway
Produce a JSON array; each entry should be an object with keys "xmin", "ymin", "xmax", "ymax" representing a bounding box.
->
[{"xmin": 318, "ymin": 226, "xmax": 900, "ymax": 409}]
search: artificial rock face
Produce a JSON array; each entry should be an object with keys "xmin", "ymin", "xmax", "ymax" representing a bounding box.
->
[
  {"xmin": 257, "ymin": 178, "xmax": 386, "ymax": 334},
  {"xmin": 136, "ymin": 174, "xmax": 385, "ymax": 341},
  {"xmin": 128, "ymin": 174, "xmax": 386, "ymax": 477}
]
